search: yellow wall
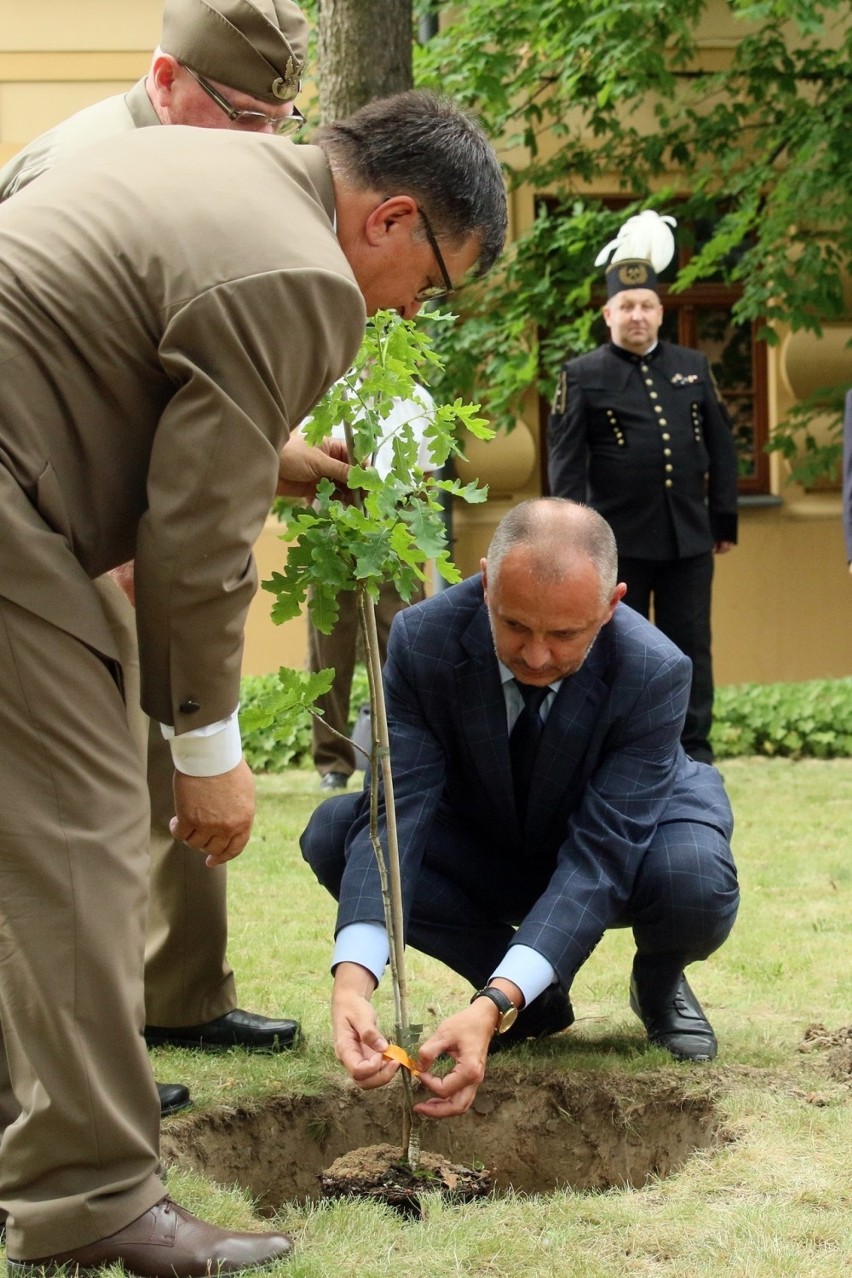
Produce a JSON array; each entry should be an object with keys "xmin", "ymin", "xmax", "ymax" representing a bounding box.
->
[
  {"xmin": 0, "ymin": 3, "xmax": 158, "ymax": 161},
  {"xmin": 2, "ymin": 3, "xmax": 850, "ymax": 688}
]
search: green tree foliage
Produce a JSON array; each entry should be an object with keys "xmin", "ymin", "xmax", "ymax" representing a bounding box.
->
[
  {"xmin": 260, "ymin": 310, "xmax": 491, "ymax": 640},
  {"xmin": 414, "ymin": 0, "xmax": 852, "ymax": 471},
  {"xmin": 242, "ymin": 309, "xmax": 492, "ymax": 744}
]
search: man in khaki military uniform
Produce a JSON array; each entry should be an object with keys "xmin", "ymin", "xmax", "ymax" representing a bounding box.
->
[
  {"xmin": 0, "ymin": 86, "xmax": 507, "ymax": 1274},
  {"xmin": 0, "ymin": 2, "xmax": 312, "ymax": 1087}
]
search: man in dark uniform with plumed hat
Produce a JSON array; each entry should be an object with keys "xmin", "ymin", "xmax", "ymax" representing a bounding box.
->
[{"xmin": 547, "ymin": 211, "xmax": 739, "ymax": 763}]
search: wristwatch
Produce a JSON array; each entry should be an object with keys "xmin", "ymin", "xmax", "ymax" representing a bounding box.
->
[{"xmin": 470, "ymin": 985, "xmax": 519, "ymax": 1034}]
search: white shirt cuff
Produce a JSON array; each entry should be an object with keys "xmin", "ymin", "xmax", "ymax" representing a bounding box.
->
[
  {"xmin": 490, "ymin": 945, "xmax": 558, "ymax": 1007},
  {"xmin": 332, "ymin": 922, "xmax": 389, "ymax": 984},
  {"xmin": 160, "ymin": 709, "xmax": 242, "ymax": 777}
]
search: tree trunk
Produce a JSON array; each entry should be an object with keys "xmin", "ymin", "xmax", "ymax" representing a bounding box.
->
[{"xmin": 316, "ymin": 0, "xmax": 413, "ymax": 123}]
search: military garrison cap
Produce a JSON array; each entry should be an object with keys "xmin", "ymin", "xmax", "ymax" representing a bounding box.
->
[{"xmin": 160, "ymin": 0, "xmax": 308, "ymax": 103}]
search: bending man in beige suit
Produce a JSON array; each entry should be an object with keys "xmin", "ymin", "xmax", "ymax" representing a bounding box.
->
[
  {"xmin": 0, "ymin": 87, "xmax": 506, "ymax": 1276},
  {"xmin": 0, "ymin": 2, "xmax": 312, "ymax": 1096}
]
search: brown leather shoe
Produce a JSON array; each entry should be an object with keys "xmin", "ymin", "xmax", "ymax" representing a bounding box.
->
[{"xmin": 6, "ymin": 1196, "xmax": 294, "ymax": 1276}]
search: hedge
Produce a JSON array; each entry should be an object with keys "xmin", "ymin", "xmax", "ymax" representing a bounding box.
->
[{"xmin": 709, "ymin": 677, "xmax": 852, "ymax": 759}]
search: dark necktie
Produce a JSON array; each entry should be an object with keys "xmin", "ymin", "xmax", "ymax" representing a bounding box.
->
[{"xmin": 509, "ymin": 681, "xmax": 549, "ymax": 823}]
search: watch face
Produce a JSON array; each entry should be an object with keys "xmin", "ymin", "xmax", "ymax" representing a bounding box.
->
[
  {"xmin": 498, "ymin": 1004, "xmax": 519, "ymax": 1033},
  {"xmin": 471, "ymin": 987, "xmax": 519, "ymax": 1034}
]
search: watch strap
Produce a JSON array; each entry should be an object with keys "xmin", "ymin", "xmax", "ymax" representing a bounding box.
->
[{"xmin": 470, "ymin": 985, "xmax": 518, "ymax": 1034}]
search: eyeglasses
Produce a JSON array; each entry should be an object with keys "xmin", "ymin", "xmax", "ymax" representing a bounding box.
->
[
  {"xmin": 183, "ymin": 65, "xmax": 306, "ymax": 137},
  {"xmin": 415, "ymin": 204, "xmax": 454, "ymax": 302}
]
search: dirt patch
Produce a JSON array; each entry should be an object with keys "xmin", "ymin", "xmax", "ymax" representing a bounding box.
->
[
  {"xmin": 319, "ymin": 1143, "xmax": 493, "ymax": 1217},
  {"xmin": 160, "ymin": 1067, "xmax": 726, "ymax": 1209},
  {"xmin": 799, "ymin": 1023, "xmax": 852, "ymax": 1082}
]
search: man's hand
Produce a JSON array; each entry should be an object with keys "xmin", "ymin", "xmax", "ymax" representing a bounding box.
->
[
  {"xmin": 331, "ymin": 962, "xmax": 399, "ymax": 1090},
  {"xmin": 714, "ymin": 541, "xmax": 735, "ymax": 555},
  {"xmin": 108, "ymin": 560, "xmax": 136, "ymax": 606},
  {"xmin": 413, "ymin": 998, "xmax": 499, "ymax": 1119},
  {"xmin": 276, "ymin": 431, "xmax": 350, "ymax": 499},
  {"xmin": 171, "ymin": 759, "xmax": 255, "ymax": 866}
]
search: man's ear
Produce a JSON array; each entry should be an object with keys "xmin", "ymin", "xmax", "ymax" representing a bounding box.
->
[
  {"xmin": 603, "ymin": 581, "xmax": 628, "ymax": 623},
  {"xmin": 363, "ymin": 195, "xmax": 418, "ymax": 247},
  {"xmin": 150, "ymin": 53, "xmax": 179, "ymax": 102}
]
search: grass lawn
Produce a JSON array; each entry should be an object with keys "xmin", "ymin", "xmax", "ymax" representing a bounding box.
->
[{"xmin": 2, "ymin": 758, "xmax": 850, "ymax": 1277}]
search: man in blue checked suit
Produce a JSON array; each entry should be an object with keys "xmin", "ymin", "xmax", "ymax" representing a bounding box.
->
[{"xmin": 301, "ymin": 498, "xmax": 739, "ymax": 1118}]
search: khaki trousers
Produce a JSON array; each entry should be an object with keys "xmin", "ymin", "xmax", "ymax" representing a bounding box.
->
[
  {"xmin": 308, "ymin": 579, "xmax": 422, "ymax": 777},
  {"xmin": 0, "ymin": 596, "xmax": 165, "ymax": 1257},
  {"xmin": 95, "ymin": 578, "xmax": 236, "ymax": 1026}
]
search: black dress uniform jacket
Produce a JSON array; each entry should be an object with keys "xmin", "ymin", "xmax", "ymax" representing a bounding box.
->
[{"xmin": 547, "ymin": 341, "xmax": 738, "ymax": 558}]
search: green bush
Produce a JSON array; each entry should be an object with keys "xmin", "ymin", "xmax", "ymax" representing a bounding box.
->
[
  {"xmin": 239, "ymin": 673, "xmax": 312, "ymax": 772},
  {"xmin": 241, "ymin": 671, "xmax": 852, "ymax": 768},
  {"xmin": 711, "ymin": 677, "xmax": 852, "ymax": 760},
  {"xmin": 240, "ymin": 666, "xmax": 371, "ymax": 772}
]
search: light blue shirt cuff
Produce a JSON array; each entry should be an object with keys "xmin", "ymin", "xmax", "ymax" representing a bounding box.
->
[
  {"xmin": 332, "ymin": 922, "xmax": 389, "ymax": 984},
  {"xmin": 490, "ymin": 945, "xmax": 558, "ymax": 1007}
]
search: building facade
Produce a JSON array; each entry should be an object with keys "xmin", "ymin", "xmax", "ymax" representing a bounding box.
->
[{"xmin": 2, "ymin": 1, "xmax": 850, "ymax": 685}]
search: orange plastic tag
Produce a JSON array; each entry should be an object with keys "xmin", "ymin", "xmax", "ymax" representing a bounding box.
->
[{"xmin": 382, "ymin": 1043, "xmax": 420, "ymax": 1076}]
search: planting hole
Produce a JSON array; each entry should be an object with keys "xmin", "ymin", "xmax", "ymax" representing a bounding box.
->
[{"xmin": 161, "ymin": 1067, "xmax": 725, "ymax": 1207}]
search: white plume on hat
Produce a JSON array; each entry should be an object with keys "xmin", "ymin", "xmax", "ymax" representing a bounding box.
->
[{"xmin": 594, "ymin": 210, "xmax": 677, "ymax": 272}]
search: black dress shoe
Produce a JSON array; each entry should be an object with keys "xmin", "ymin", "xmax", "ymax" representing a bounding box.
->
[
  {"xmin": 157, "ymin": 1082, "xmax": 192, "ymax": 1118},
  {"xmin": 145, "ymin": 1008, "xmax": 301, "ymax": 1053},
  {"xmin": 319, "ymin": 771, "xmax": 349, "ymax": 791},
  {"xmin": 488, "ymin": 986, "xmax": 574, "ymax": 1054},
  {"xmin": 629, "ymin": 972, "xmax": 717, "ymax": 1062},
  {"xmin": 6, "ymin": 1195, "xmax": 293, "ymax": 1276}
]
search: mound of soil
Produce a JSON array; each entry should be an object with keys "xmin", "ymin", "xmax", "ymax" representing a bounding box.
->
[
  {"xmin": 799, "ymin": 1023, "xmax": 852, "ymax": 1082},
  {"xmin": 319, "ymin": 1142, "xmax": 493, "ymax": 1217}
]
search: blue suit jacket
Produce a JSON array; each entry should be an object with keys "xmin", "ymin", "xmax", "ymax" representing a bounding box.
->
[{"xmin": 335, "ymin": 574, "xmax": 733, "ymax": 981}]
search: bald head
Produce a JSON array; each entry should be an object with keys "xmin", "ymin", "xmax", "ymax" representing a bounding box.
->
[
  {"xmin": 485, "ymin": 498, "xmax": 619, "ymax": 606},
  {"xmin": 481, "ymin": 500, "xmax": 625, "ymax": 686}
]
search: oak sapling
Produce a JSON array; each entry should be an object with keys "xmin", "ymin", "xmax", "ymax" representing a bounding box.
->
[{"xmin": 244, "ymin": 310, "xmax": 493, "ymax": 1167}]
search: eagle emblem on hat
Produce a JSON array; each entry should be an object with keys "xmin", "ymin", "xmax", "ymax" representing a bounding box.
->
[
  {"xmin": 618, "ymin": 263, "xmax": 649, "ymax": 286},
  {"xmin": 272, "ymin": 54, "xmax": 302, "ymax": 99}
]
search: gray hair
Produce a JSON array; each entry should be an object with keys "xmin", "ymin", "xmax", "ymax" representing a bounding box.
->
[
  {"xmin": 314, "ymin": 90, "xmax": 507, "ymax": 277},
  {"xmin": 486, "ymin": 499, "xmax": 618, "ymax": 606}
]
